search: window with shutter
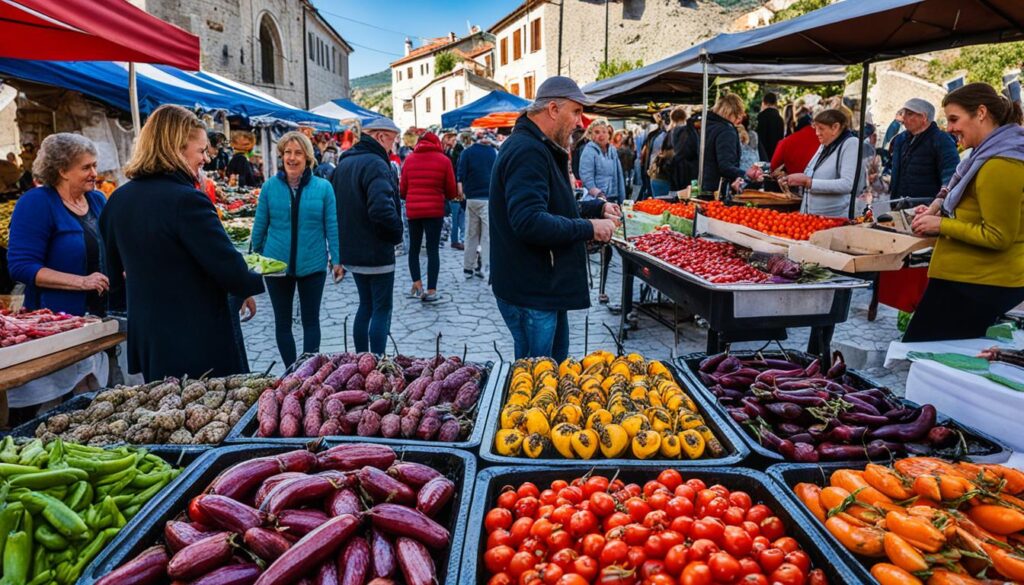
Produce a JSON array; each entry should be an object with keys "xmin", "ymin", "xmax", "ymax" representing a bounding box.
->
[
  {"xmin": 500, "ymin": 38, "xmax": 508, "ymax": 66},
  {"xmin": 510, "ymin": 82, "xmax": 520, "ymax": 96},
  {"xmin": 525, "ymin": 75, "xmax": 535, "ymax": 99},
  {"xmin": 426, "ymin": 97, "xmax": 431, "ymax": 113},
  {"xmin": 530, "ymin": 18, "xmax": 541, "ymax": 53},
  {"xmin": 513, "ymin": 29, "xmax": 522, "ymax": 61}
]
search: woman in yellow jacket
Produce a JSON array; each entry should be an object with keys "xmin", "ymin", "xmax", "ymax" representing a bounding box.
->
[{"xmin": 907, "ymin": 82, "xmax": 1024, "ymax": 341}]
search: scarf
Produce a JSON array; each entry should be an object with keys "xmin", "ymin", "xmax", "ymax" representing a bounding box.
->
[
  {"xmin": 812, "ymin": 129, "xmax": 854, "ymax": 173},
  {"xmin": 943, "ymin": 124, "xmax": 1024, "ymax": 215}
]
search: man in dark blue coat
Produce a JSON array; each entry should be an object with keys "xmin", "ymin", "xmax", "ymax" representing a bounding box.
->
[
  {"xmin": 332, "ymin": 118, "xmax": 404, "ymax": 354},
  {"xmin": 889, "ymin": 98, "xmax": 960, "ymax": 201},
  {"xmin": 489, "ymin": 77, "xmax": 620, "ymax": 362}
]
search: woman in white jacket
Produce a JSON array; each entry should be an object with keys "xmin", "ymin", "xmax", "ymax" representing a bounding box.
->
[{"xmin": 779, "ymin": 109, "xmax": 865, "ymax": 218}]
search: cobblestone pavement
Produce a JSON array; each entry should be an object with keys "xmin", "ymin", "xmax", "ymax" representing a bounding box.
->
[{"xmin": 242, "ymin": 245, "xmax": 909, "ymax": 393}]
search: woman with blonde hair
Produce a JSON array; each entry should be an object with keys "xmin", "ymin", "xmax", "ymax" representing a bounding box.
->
[
  {"xmin": 701, "ymin": 93, "xmax": 763, "ymax": 193},
  {"xmin": 251, "ymin": 131, "xmax": 341, "ymax": 366},
  {"xmin": 100, "ymin": 104, "xmax": 264, "ymax": 380}
]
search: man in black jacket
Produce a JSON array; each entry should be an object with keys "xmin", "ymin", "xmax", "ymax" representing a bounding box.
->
[
  {"xmin": 888, "ymin": 98, "xmax": 959, "ymax": 202},
  {"xmin": 332, "ymin": 117, "xmax": 404, "ymax": 354},
  {"xmin": 756, "ymin": 92, "xmax": 785, "ymax": 161},
  {"xmin": 490, "ymin": 76, "xmax": 619, "ymax": 362}
]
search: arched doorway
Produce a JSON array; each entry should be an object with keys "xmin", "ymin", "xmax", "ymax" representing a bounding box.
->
[{"xmin": 258, "ymin": 14, "xmax": 283, "ymax": 85}]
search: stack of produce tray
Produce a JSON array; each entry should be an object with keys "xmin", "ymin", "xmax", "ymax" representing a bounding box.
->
[
  {"xmin": 678, "ymin": 351, "xmax": 1010, "ymax": 464},
  {"xmin": 81, "ymin": 442, "xmax": 474, "ymax": 585}
]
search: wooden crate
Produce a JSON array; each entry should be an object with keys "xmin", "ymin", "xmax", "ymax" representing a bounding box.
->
[{"xmin": 0, "ymin": 318, "xmax": 119, "ymax": 370}]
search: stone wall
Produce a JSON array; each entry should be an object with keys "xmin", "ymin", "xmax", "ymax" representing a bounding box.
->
[{"xmin": 869, "ymin": 69, "xmax": 949, "ymax": 130}]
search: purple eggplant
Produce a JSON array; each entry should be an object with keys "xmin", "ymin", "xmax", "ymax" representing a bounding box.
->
[
  {"xmin": 764, "ymin": 402, "xmax": 803, "ymax": 420},
  {"xmin": 816, "ymin": 442, "xmax": 869, "ymax": 461},
  {"xmin": 869, "ymin": 405, "xmax": 936, "ymax": 442},
  {"xmin": 713, "ymin": 355, "xmax": 742, "ymax": 374},
  {"xmin": 803, "ymin": 359, "xmax": 821, "ymax": 377},
  {"xmin": 699, "ymin": 353, "xmax": 729, "ymax": 373},
  {"xmin": 927, "ymin": 426, "xmax": 957, "ymax": 447},
  {"xmin": 826, "ymin": 425, "xmax": 867, "ymax": 443},
  {"xmin": 741, "ymin": 398, "xmax": 768, "ymax": 419},
  {"xmin": 840, "ymin": 395, "xmax": 881, "ymax": 416},
  {"xmin": 839, "ymin": 412, "xmax": 890, "ymax": 426},
  {"xmin": 775, "ymin": 423, "xmax": 805, "ymax": 437},
  {"xmin": 727, "ymin": 408, "xmax": 751, "ymax": 424},
  {"xmin": 787, "ymin": 433, "xmax": 814, "ymax": 445},
  {"xmin": 826, "ymin": 352, "xmax": 846, "ymax": 379},
  {"xmin": 755, "ymin": 368, "xmax": 806, "ymax": 385},
  {"xmin": 866, "ymin": 439, "xmax": 905, "ymax": 458},
  {"xmin": 771, "ymin": 390, "xmax": 827, "ymax": 407},
  {"xmin": 792, "ymin": 442, "xmax": 820, "ymax": 462}
]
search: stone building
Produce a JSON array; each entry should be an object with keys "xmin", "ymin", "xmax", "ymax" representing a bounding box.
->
[{"xmin": 130, "ymin": 0, "xmax": 352, "ymax": 109}]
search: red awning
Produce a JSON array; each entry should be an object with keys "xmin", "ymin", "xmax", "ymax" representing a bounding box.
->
[{"xmin": 0, "ymin": 0, "xmax": 200, "ymax": 70}]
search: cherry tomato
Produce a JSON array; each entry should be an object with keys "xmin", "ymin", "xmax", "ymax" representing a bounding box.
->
[
  {"xmin": 531, "ymin": 518, "xmax": 556, "ymax": 541},
  {"xmin": 770, "ymin": 563, "xmax": 805, "ymax": 585},
  {"xmin": 708, "ymin": 484, "xmax": 730, "ymax": 499},
  {"xmin": 559, "ymin": 486, "xmax": 584, "ymax": 505},
  {"xmin": 659, "ymin": 530, "xmax": 685, "ymax": 551},
  {"xmin": 508, "ymin": 551, "xmax": 536, "ymax": 578},
  {"xmin": 487, "ymin": 508, "xmax": 514, "ymax": 532},
  {"xmin": 756, "ymin": 547, "xmax": 786, "ymax": 574},
  {"xmin": 609, "ymin": 479, "xmax": 625, "ymax": 493},
  {"xmin": 728, "ymin": 491, "xmax": 752, "ymax": 511},
  {"xmin": 649, "ymin": 574, "xmax": 677, "ymax": 585},
  {"xmin": 552, "ymin": 504, "xmax": 575, "ymax": 526},
  {"xmin": 574, "ymin": 556, "xmax": 599, "ymax": 582},
  {"xmin": 489, "ymin": 572, "xmax": 513, "ymax": 585},
  {"xmin": 644, "ymin": 510, "xmax": 670, "ymax": 530},
  {"xmin": 488, "ymin": 528, "xmax": 513, "ymax": 549},
  {"xmin": 708, "ymin": 552, "xmax": 741, "ymax": 583},
  {"xmin": 569, "ymin": 510, "xmax": 598, "ymax": 538},
  {"xmin": 643, "ymin": 534, "xmax": 667, "ymax": 560},
  {"xmin": 550, "ymin": 480, "xmax": 568, "ymax": 492},
  {"xmin": 759, "ymin": 517, "xmax": 785, "ymax": 542},
  {"xmin": 663, "ymin": 544, "xmax": 689, "ymax": 576},
  {"xmin": 540, "ymin": 489, "xmax": 559, "ymax": 506},
  {"xmin": 696, "ymin": 490, "xmax": 719, "ymax": 511},
  {"xmin": 600, "ymin": 539, "xmax": 630, "ymax": 567},
  {"xmin": 582, "ymin": 533, "xmax": 606, "ymax": 558},
  {"xmin": 685, "ymin": 478, "xmax": 707, "ymax": 493},
  {"xmin": 538, "ymin": 505, "xmax": 554, "ymax": 520},
  {"xmin": 701, "ymin": 497, "xmax": 729, "ymax": 518},
  {"xmin": 627, "ymin": 546, "xmax": 647, "ymax": 568},
  {"xmin": 742, "ymin": 521, "xmax": 760, "ymax": 538},
  {"xmin": 680, "ymin": 562, "xmax": 712, "ymax": 585},
  {"xmin": 658, "ymin": 469, "xmax": 683, "ymax": 490},
  {"xmin": 648, "ymin": 491, "xmax": 670, "ymax": 511},
  {"xmin": 590, "ymin": 492, "xmax": 617, "ymax": 518},
  {"xmin": 599, "ymin": 566, "xmax": 638, "ymax": 585},
  {"xmin": 547, "ymin": 529, "xmax": 572, "ymax": 551},
  {"xmin": 669, "ymin": 515, "xmax": 694, "ymax": 537},
  {"xmin": 643, "ymin": 480, "xmax": 668, "ymax": 498},
  {"xmin": 622, "ymin": 498, "xmax": 648, "ymax": 523},
  {"xmin": 721, "ymin": 506, "xmax": 746, "ymax": 526},
  {"xmin": 739, "ymin": 575, "xmax": 769, "ymax": 585},
  {"xmin": 585, "ymin": 476, "xmax": 610, "ymax": 497},
  {"xmin": 807, "ymin": 568, "xmax": 828, "ymax": 585},
  {"xmin": 737, "ymin": 557, "xmax": 761, "ymax": 577},
  {"xmin": 485, "ymin": 545, "xmax": 515, "ymax": 574},
  {"xmin": 674, "ymin": 484, "xmax": 696, "ymax": 502},
  {"xmin": 521, "ymin": 568, "xmax": 543, "ymax": 585},
  {"xmin": 640, "ymin": 559, "xmax": 667, "ymax": 580},
  {"xmin": 784, "ymin": 550, "xmax": 811, "ymax": 574},
  {"xmin": 773, "ymin": 537, "xmax": 800, "ymax": 554},
  {"xmin": 519, "ymin": 537, "xmax": 546, "ymax": 557},
  {"xmin": 604, "ymin": 512, "xmax": 632, "ymax": 532},
  {"xmin": 688, "ymin": 539, "xmax": 720, "ymax": 563},
  {"xmin": 691, "ymin": 518, "xmax": 725, "ymax": 543},
  {"xmin": 722, "ymin": 525, "xmax": 753, "ymax": 558},
  {"xmin": 665, "ymin": 496, "xmax": 695, "ymax": 519},
  {"xmin": 556, "ymin": 574, "xmax": 588, "ymax": 585},
  {"xmin": 518, "ymin": 482, "xmax": 540, "ymax": 499},
  {"xmin": 515, "ymin": 497, "xmax": 540, "ymax": 519},
  {"xmin": 745, "ymin": 505, "xmax": 771, "ymax": 524},
  {"xmin": 751, "ymin": 536, "xmax": 770, "ymax": 553},
  {"xmin": 623, "ymin": 523, "xmax": 653, "ymax": 546},
  {"xmin": 550, "ymin": 548, "xmax": 578, "ymax": 572},
  {"xmin": 498, "ymin": 489, "xmax": 519, "ymax": 510},
  {"xmin": 540, "ymin": 563, "xmax": 564, "ymax": 585},
  {"xmin": 510, "ymin": 517, "xmax": 534, "ymax": 546}
]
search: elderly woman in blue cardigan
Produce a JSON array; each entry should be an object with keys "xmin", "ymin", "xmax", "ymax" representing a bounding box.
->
[
  {"xmin": 579, "ymin": 119, "xmax": 625, "ymax": 304},
  {"xmin": 8, "ymin": 133, "xmax": 109, "ymax": 316},
  {"xmin": 251, "ymin": 131, "xmax": 342, "ymax": 367}
]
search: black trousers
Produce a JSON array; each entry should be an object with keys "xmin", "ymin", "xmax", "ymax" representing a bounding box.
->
[
  {"xmin": 903, "ymin": 278, "xmax": 1024, "ymax": 342},
  {"xmin": 408, "ymin": 217, "xmax": 442, "ymax": 290},
  {"xmin": 265, "ymin": 272, "xmax": 326, "ymax": 367}
]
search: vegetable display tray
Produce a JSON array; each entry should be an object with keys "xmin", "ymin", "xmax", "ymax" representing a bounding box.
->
[
  {"xmin": 677, "ymin": 350, "xmax": 1011, "ymax": 466},
  {"xmin": 79, "ymin": 442, "xmax": 475, "ymax": 585},
  {"xmin": 463, "ymin": 465, "xmax": 863, "ymax": 585},
  {"xmin": 225, "ymin": 360, "xmax": 506, "ymax": 451},
  {"xmin": 767, "ymin": 462, "xmax": 885, "ymax": 584},
  {"xmin": 477, "ymin": 362, "xmax": 750, "ymax": 467}
]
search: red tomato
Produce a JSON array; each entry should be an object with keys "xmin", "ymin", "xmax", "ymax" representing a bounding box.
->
[
  {"xmin": 604, "ymin": 512, "xmax": 632, "ymax": 532},
  {"xmin": 487, "ymin": 508, "xmax": 514, "ymax": 532},
  {"xmin": 538, "ymin": 505, "xmax": 554, "ymax": 520},
  {"xmin": 687, "ymin": 539, "xmax": 719, "ymax": 563},
  {"xmin": 623, "ymin": 523, "xmax": 653, "ymax": 546},
  {"xmin": 769, "ymin": 563, "xmax": 805, "ymax": 585},
  {"xmin": 756, "ymin": 548, "xmax": 786, "ymax": 574},
  {"xmin": 550, "ymin": 480, "xmax": 569, "ymax": 492},
  {"xmin": 521, "ymin": 568, "xmax": 543, "ymax": 585},
  {"xmin": 585, "ymin": 476, "xmax": 610, "ymax": 497},
  {"xmin": 515, "ymin": 497, "xmax": 540, "ymax": 519},
  {"xmin": 559, "ymin": 486, "xmax": 584, "ymax": 505},
  {"xmin": 643, "ymin": 534, "xmax": 667, "ymax": 560},
  {"xmin": 680, "ymin": 562, "xmax": 712, "ymax": 585},
  {"xmin": 696, "ymin": 490, "xmax": 719, "ymax": 511},
  {"xmin": 627, "ymin": 546, "xmax": 647, "ymax": 568},
  {"xmin": 538, "ymin": 564, "xmax": 562, "ymax": 585},
  {"xmin": 685, "ymin": 479, "xmax": 707, "ymax": 493},
  {"xmin": 665, "ymin": 497, "xmax": 695, "ymax": 519},
  {"xmin": 708, "ymin": 485, "xmax": 730, "ymax": 499},
  {"xmin": 488, "ymin": 528, "xmax": 513, "ymax": 549},
  {"xmin": 739, "ymin": 575, "xmax": 769, "ymax": 585},
  {"xmin": 518, "ymin": 482, "xmax": 540, "ymax": 499},
  {"xmin": 674, "ymin": 484, "xmax": 697, "ymax": 502},
  {"xmin": 658, "ymin": 469, "xmax": 683, "ymax": 491},
  {"xmin": 540, "ymin": 489, "xmax": 559, "ymax": 506},
  {"xmin": 609, "ymin": 479, "xmax": 625, "ymax": 493},
  {"xmin": 640, "ymin": 560, "xmax": 667, "ymax": 580},
  {"xmin": 773, "ymin": 537, "xmax": 799, "ymax": 554},
  {"xmin": 510, "ymin": 517, "xmax": 534, "ymax": 546},
  {"xmin": 644, "ymin": 480, "xmax": 669, "ymax": 498},
  {"xmin": 547, "ymin": 529, "xmax": 572, "ymax": 551},
  {"xmin": 644, "ymin": 510, "xmax": 670, "ymax": 530},
  {"xmin": 550, "ymin": 548, "xmax": 578, "ymax": 571},
  {"xmin": 582, "ymin": 533, "xmax": 606, "ymax": 558},
  {"xmin": 722, "ymin": 525, "xmax": 753, "ymax": 558},
  {"xmin": 508, "ymin": 551, "xmax": 536, "ymax": 578},
  {"xmin": 569, "ymin": 510, "xmax": 598, "ymax": 538},
  {"xmin": 728, "ymin": 491, "xmax": 752, "ymax": 511},
  {"xmin": 721, "ymin": 506, "xmax": 746, "ymax": 526},
  {"xmin": 590, "ymin": 492, "xmax": 617, "ymax": 518},
  {"xmin": 701, "ymin": 497, "xmax": 729, "ymax": 518},
  {"xmin": 784, "ymin": 550, "xmax": 811, "ymax": 574},
  {"xmin": 659, "ymin": 530, "xmax": 685, "ymax": 551},
  {"xmin": 737, "ymin": 557, "xmax": 761, "ymax": 577},
  {"xmin": 648, "ymin": 491, "xmax": 670, "ymax": 511},
  {"xmin": 531, "ymin": 518, "xmax": 556, "ymax": 541},
  {"xmin": 485, "ymin": 545, "xmax": 515, "ymax": 574},
  {"xmin": 707, "ymin": 552, "xmax": 741, "ymax": 583},
  {"xmin": 663, "ymin": 545, "xmax": 689, "ymax": 576},
  {"xmin": 745, "ymin": 505, "xmax": 771, "ymax": 524},
  {"xmin": 600, "ymin": 539, "xmax": 630, "ymax": 567},
  {"xmin": 807, "ymin": 568, "xmax": 828, "ymax": 585},
  {"xmin": 623, "ymin": 498, "xmax": 649, "ymax": 523},
  {"xmin": 599, "ymin": 566, "xmax": 638, "ymax": 585},
  {"xmin": 691, "ymin": 518, "xmax": 724, "ymax": 543},
  {"xmin": 759, "ymin": 517, "xmax": 785, "ymax": 542},
  {"xmin": 552, "ymin": 505, "xmax": 576, "ymax": 526},
  {"xmin": 742, "ymin": 521, "xmax": 761, "ymax": 538},
  {"xmin": 574, "ymin": 556, "xmax": 599, "ymax": 582},
  {"xmin": 556, "ymin": 574, "xmax": 588, "ymax": 585},
  {"xmin": 751, "ymin": 536, "xmax": 770, "ymax": 552},
  {"xmin": 489, "ymin": 572, "xmax": 513, "ymax": 585},
  {"xmin": 669, "ymin": 515, "xmax": 694, "ymax": 537},
  {"xmin": 498, "ymin": 490, "xmax": 519, "ymax": 510},
  {"xmin": 519, "ymin": 537, "xmax": 546, "ymax": 557}
]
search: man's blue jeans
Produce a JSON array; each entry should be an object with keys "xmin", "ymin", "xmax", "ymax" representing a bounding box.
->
[
  {"xmin": 496, "ymin": 299, "xmax": 569, "ymax": 362},
  {"xmin": 448, "ymin": 200, "xmax": 465, "ymax": 244}
]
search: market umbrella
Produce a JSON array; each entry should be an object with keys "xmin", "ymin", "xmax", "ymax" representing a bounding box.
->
[
  {"xmin": 0, "ymin": 0, "xmax": 200, "ymax": 135},
  {"xmin": 441, "ymin": 90, "xmax": 531, "ymax": 129},
  {"xmin": 310, "ymin": 98, "xmax": 383, "ymax": 126}
]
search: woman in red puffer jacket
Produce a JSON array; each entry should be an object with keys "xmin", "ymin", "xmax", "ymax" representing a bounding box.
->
[{"xmin": 399, "ymin": 132, "xmax": 457, "ymax": 302}]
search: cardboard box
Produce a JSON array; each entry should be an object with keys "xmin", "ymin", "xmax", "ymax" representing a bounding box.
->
[
  {"xmin": 788, "ymin": 225, "xmax": 934, "ymax": 272},
  {"xmin": 694, "ymin": 214, "xmax": 791, "ymax": 254}
]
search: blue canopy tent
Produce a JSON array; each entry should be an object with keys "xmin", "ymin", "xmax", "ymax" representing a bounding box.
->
[
  {"xmin": 0, "ymin": 58, "xmax": 339, "ymax": 129},
  {"xmin": 441, "ymin": 90, "xmax": 531, "ymax": 129},
  {"xmin": 310, "ymin": 98, "xmax": 383, "ymax": 125}
]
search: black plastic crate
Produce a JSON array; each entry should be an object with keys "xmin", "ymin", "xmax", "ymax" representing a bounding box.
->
[
  {"xmin": 80, "ymin": 442, "xmax": 475, "ymax": 585},
  {"xmin": 463, "ymin": 465, "xmax": 863, "ymax": 585},
  {"xmin": 767, "ymin": 462, "xmax": 886, "ymax": 584},
  {"xmin": 478, "ymin": 361, "xmax": 749, "ymax": 467},
  {"xmin": 677, "ymin": 350, "xmax": 1011, "ymax": 465},
  {"xmin": 225, "ymin": 360, "xmax": 505, "ymax": 451}
]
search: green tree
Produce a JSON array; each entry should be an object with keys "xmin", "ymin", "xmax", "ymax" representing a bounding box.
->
[
  {"xmin": 770, "ymin": 0, "xmax": 828, "ymax": 24},
  {"xmin": 949, "ymin": 42, "xmax": 1024, "ymax": 86},
  {"xmin": 434, "ymin": 51, "xmax": 457, "ymax": 77},
  {"xmin": 597, "ymin": 59, "xmax": 644, "ymax": 81}
]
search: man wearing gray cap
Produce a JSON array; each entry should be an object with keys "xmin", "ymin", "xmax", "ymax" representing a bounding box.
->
[
  {"xmin": 888, "ymin": 98, "xmax": 960, "ymax": 202},
  {"xmin": 331, "ymin": 117, "xmax": 404, "ymax": 354},
  {"xmin": 489, "ymin": 76, "xmax": 620, "ymax": 362}
]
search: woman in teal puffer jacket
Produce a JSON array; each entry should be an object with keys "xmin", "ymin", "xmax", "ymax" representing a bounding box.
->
[{"xmin": 251, "ymin": 131, "xmax": 341, "ymax": 366}]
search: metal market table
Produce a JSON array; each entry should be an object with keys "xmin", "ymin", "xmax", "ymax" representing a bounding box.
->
[{"xmin": 614, "ymin": 240, "xmax": 869, "ymax": 360}]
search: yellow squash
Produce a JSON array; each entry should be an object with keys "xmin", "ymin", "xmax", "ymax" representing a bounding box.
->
[
  {"xmin": 632, "ymin": 430, "xmax": 661, "ymax": 459},
  {"xmin": 550, "ymin": 423, "xmax": 578, "ymax": 459},
  {"xmin": 597, "ymin": 423, "xmax": 629, "ymax": 458},
  {"xmin": 679, "ymin": 429, "xmax": 706, "ymax": 459},
  {"xmin": 495, "ymin": 429, "xmax": 525, "ymax": 456},
  {"xmin": 659, "ymin": 432, "xmax": 682, "ymax": 458},
  {"xmin": 522, "ymin": 433, "xmax": 548, "ymax": 458},
  {"xmin": 571, "ymin": 428, "xmax": 599, "ymax": 459},
  {"xmin": 523, "ymin": 408, "xmax": 551, "ymax": 436}
]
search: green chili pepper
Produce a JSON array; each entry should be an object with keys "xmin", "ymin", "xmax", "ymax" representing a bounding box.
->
[
  {"xmin": 122, "ymin": 504, "xmax": 141, "ymax": 520},
  {"xmin": 32, "ymin": 533, "xmax": 48, "ymax": 574},
  {"xmin": 0, "ymin": 502, "xmax": 24, "ymax": 571},
  {"xmin": 65, "ymin": 453, "xmax": 137, "ymax": 477},
  {"xmin": 103, "ymin": 468, "xmax": 137, "ymax": 497},
  {"xmin": 27, "ymin": 449, "xmax": 49, "ymax": 468},
  {"xmin": 64, "ymin": 481, "xmax": 90, "ymax": 512},
  {"xmin": 17, "ymin": 440, "xmax": 42, "ymax": 465},
  {"xmin": 9, "ymin": 468, "xmax": 88, "ymax": 490},
  {"xmin": 95, "ymin": 466, "xmax": 134, "ymax": 487},
  {"xmin": 27, "ymin": 569, "xmax": 53, "ymax": 585},
  {"xmin": 19, "ymin": 493, "xmax": 87, "ymax": 540},
  {"xmin": 0, "ymin": 463, "xmax": 43, "ymax": 477},
  {"xmin": 22, "ymin": 508, "xmax": 34, "ymax": 543},
  {"xmin": 34, "ymin": 523, "xmax": 69, "ymax": 551},
  {"xmin": 3, "ymin": 531, "xmax": 31, "ymax": 584},
  {"xmin": 129, "ymin": 469, "xmax": 172, "ymax": 489},
  {"xmin": 0, "ymin": 436, "xmax": 19, "ymax": 464},
  {"xmin": 128, "ymin": 479, "xmax": 167, "ymax": 509},
  {"xmin": 67, "ymin": 526, "xmax": 119, "ymax": 581}
]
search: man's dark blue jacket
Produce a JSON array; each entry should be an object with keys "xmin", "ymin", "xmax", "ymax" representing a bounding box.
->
[
  {"xmin": 331, "ymin": 135, "xmax": 403, "ymax": 268},
  {"xmin": 489, "ymin": 115, "xmax": 605, "ymax": 311},
  {"xmin": 457, "ymin": 142, "xmax": 497, "ymax": 199},
  {"xmin": 889, "ymin": 122, "xmax": 959, "ymax": 199}
]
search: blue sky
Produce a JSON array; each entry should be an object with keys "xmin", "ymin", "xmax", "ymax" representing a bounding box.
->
[{"xmin": 314, "ymin": 0, "xmax": 523, "ymax": 79}]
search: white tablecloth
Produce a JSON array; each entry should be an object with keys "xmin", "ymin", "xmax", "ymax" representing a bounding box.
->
[
  {"xmin": 5, "ymin": 352, "xmax": 109, "ymax": 408},
  {"xmin": 885, "ymin": 331, "xmax": 1024, "ymax": 367},
  {"xmin": 905, "ymin": 359, "xmax": 1024, "ymax": 460}
]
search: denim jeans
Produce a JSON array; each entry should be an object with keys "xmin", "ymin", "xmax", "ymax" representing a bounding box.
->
[
  {"xmin": 496, "ymin": 298, "xmax": 570, "ymax": 362},
  {"xmin": 265, "ymin": 272, "xmax": 325, "ymax": 367},
  {"xmin": 352, "ymin": 271, "xmax": 394, "ymax": 354},
  {"xmin": 400, "ymin": 202, "xmax": 410, "ymax": 254},
  {"xmin": 651, "ymin": 178, "xmax": 671, "ymax": 198},
  {"xmin": 447, "ymin": 200, "xmax": 465, "ymax": 244}
]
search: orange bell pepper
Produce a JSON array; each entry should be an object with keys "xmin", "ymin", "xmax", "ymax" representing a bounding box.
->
[
  {"xmin": 895, "ymin": 457, "xmax": 962, "ymax": 480},
  {"xmin": 831, "ymin": 469, "xmax": 894, "ymax": 506},
  {"xmin": 824, "ymin": 515, "xmax": 886, "ymax": 557},
  {"xmin": 885, "ymin": 511, "xmax": 946, "ymax": 553},
  {"xmin": 793, "ymin": 482, "xmax": 827, "ymax": 523},
  {"xmin": 967, "ymin": 504, "xmax": 1024, "ymax": 535},
  {"xmin": 883, "ymin": 531, "xmax": 929, "ymax": 572},
  {"xmin": 864, "ymin": 464, "xmax": 916, "ymax": 500},
  {"xmin": 871, "ymin": 563, "xmax": 924, "ymax": 585},
  {"xmin": 981, "ymin": 542, "xmax": 1024, "ymax": 581}
]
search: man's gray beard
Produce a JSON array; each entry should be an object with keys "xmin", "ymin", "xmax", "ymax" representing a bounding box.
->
[{"xmin": 554, "ymin": 126, "xmax": 572, "ymax": 150}]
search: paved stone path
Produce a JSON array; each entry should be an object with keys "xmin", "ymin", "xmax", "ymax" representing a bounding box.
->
[{"xmin": 242, "ymin": 245, "xmax": 909, "ymax": 393}]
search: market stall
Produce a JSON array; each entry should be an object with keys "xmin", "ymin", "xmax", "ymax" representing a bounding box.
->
[
  {"xmin": 440, "ymin": 90, "xmax": 530, "ymax": 129},
  {"xmin": 311, "ymin": 97, "xmax": 385, "ymax": 126}
]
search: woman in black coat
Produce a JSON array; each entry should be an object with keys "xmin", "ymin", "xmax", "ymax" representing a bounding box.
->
[{"xmin": 100, "ymin": 105, "xmax": 264, "ymax": 381}]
